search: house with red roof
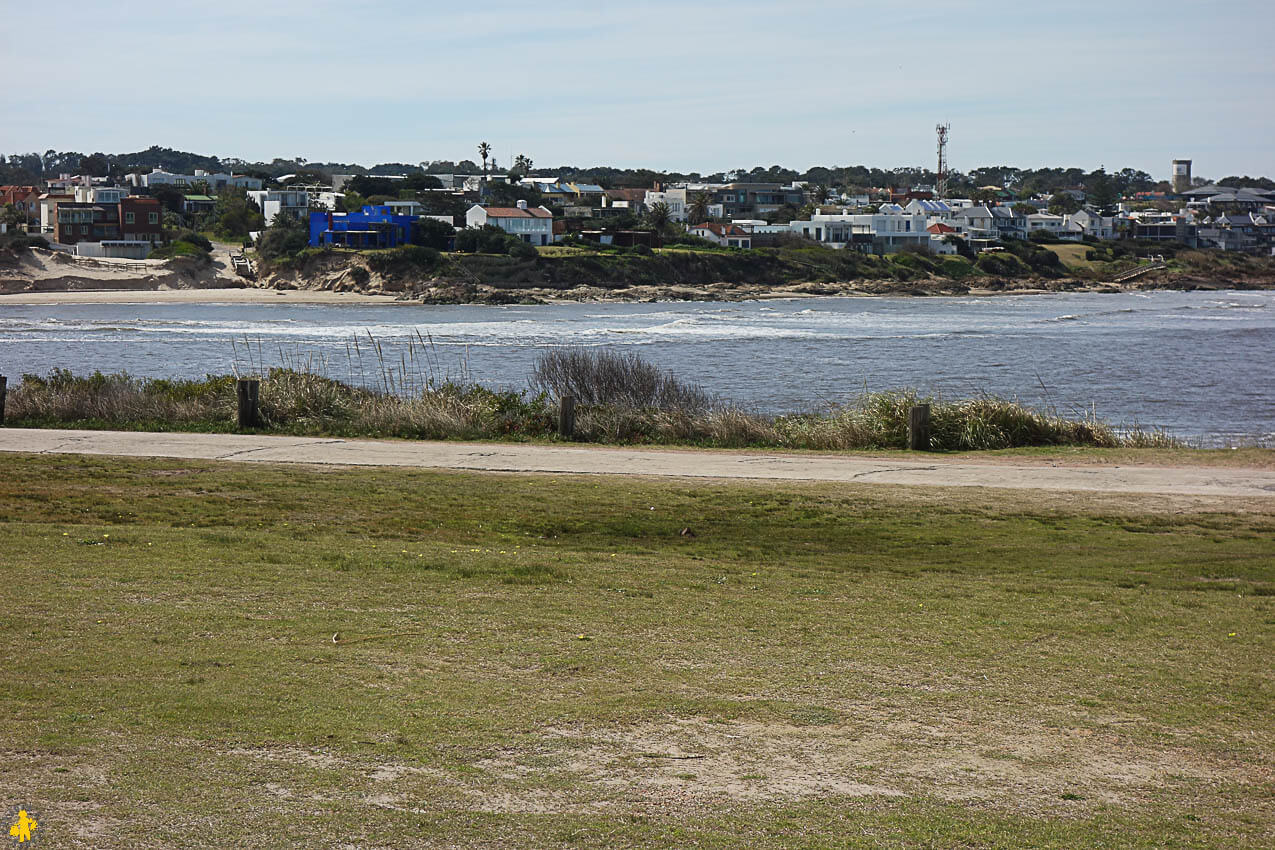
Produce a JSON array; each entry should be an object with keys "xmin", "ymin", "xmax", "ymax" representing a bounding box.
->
[
  {"xmin": 466, "ymin": 201, "xmax": 555, "ymax": 245},
  {"xmin": 687, "ymin": 222, "xmax": 752, "ymax": 249},
  {"xmin": 1, "ymin": 185, "xmax": 41, "ymax": 228}
]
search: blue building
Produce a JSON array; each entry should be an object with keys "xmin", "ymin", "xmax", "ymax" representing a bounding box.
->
[{"xmin": 309, "ymin": 205, "xmax": 417, "ymax": 249}]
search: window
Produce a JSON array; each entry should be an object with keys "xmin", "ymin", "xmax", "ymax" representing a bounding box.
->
[
  {"xmin": 125, "ymin": 212, "xmax": 135, "ymax": 224},
  {"xmin": 148, "ymin": 212, "xmax": 159, "ymax": 224},
  {"xmin": 81, "ymin": 225, "xmax": 89, "ymax": 235}
]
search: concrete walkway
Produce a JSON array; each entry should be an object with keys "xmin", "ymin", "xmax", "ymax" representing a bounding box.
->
[{"xmin": 3, "ymin": 428, "xmax": 1273, "ymax": 498}]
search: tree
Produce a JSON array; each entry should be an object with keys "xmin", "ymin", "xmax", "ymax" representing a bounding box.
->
[
  {"xmin": 646, "ymin": 201, "xmax": 672, "ymax": 231},
  {"xmin": 687, "ymin": 192, "xmax": 711, "ymax": 225},
  {"xmin": 455, "ymin": 224, "xmax": 517, "ymax": 254},
  {"xmin": 255, "ymin": 213, "xmax": 309, "ymax": 261},
  {"xmin": 1, "ymin": 203, "xmax": 24, "ymax": 228},
  {"xmin": 808, "ymin": 184, "xmax": 830, "ymax": 204},
  {"xmin": 486, "ymin": 181, "xmax": 543, "ymax": 208},
  {"xmin": 214, "ymin": 192, "xmax": 265, "ymax": 239},
  {"xmin": 341, "ymin": 191, "xmax": 367, "ymax": 212},
  {"xmin": 403, "ymin": 173, "xmax": 442, "ymax": 191},
  {"xmin": 970, "ymin": 188, "xmax": 1000, "ymax": 206},
  {"xmin": 1012, "ymin": 202, "xmax": 1037, "ymax": 217},
  {"xmin": 150, "ymin": 183, "xmax": 187, "ymax": 214},
  {"xmin": 79, "ymin": 152, "xmax": 110, "ymax": 177},
  {"xmin": 1048, "ymin": 192, "xmax": 1082, "ymax": 215},
  {"xmin": 478, "ymin": 142, "xmax": 491, "ymax": 181},
  {"xmin": 512, "ymin": 154, "xmax": 534, "ymax": 177},
  {"xmin": 411, "ymin": 217, "xmax": 456, "ymax": 251},
  {"xmin": 645, "ymin": 202, "xmax": 672, "ymax": 248},
  {"xmin": 1087, "ymin": 169, "xmax": 1118, "ymax": 215}
]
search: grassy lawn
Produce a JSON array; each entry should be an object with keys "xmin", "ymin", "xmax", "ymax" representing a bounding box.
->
[
  {"xmin": 1044, "ymin": 243, "xmax": 1099, "ymax": 271},
  {"xmin": 1, "ymin": 454, "xmax": 1272, "ymax": 847}
]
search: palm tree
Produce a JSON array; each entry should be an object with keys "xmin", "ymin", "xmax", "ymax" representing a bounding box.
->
[
  {"xmin": 513, "ymin": 154, "xmax": 533, "ymax": 175},
  {"xmin": 478, "ymin": 141, "xmax": 491, "ymax": 181},
  {"xmin": 645, "ymin": 202, "xmax": 672, "ymax": 248},
  {"xmin": 809, "ymin": 184, "xmax": 830, "ymax": 205},
  {"xmin": 687, "ymin": 192, "xmax": 710, "ymax": 225}
]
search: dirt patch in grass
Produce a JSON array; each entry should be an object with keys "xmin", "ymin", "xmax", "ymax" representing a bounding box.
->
[{"xmin": 470, "ymin": 717, "xmax": 1260, "ymax": 817}]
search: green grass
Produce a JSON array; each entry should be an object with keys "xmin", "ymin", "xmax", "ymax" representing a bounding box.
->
[
  {"xmin": 1044, "ymin": 243, "xmax": 1099, "ymax": 271},
  {"xmin": 1, "ymin": 454, "xmax": 1272, "ymax": 847}
]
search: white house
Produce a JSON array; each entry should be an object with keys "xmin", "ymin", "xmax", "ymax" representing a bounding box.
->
[
  {"xmin": 953, "ymin": 205, "xmax": 996, "ymax": 241},
  {"xmin": 688, "ymin": 222, "xmax": 752, "ymax": 248},
  {"xmin": 1027, "ymin": 213, "xmax": 1083, "ymax": 240},
  {"xmin": 789, "ymin": 207, "xmax": 930, "ymax": 252},
  {"xmin": 1066, "ymin": 209, "xmax": 1116, "ymax": 241},
  {"xmin": 72, "ymin": 185, "xmax": 127, "ymax": 204},
  {"xmin": 136, "ymin": 169, "xmax": 263, "ymax": 192},
  {"xmin": 466, "ymin": 201, "xmax": 554, "ymax": 245},
  {"xmin": 904, "ymin": 199, "xmax": 954, "ymax": 223},
  {"xmin": 643, "ymin": 187, "xmax": 687, "ymax": 221},
  {"xmin": 246, "ymin": 189, "xmax": 310, "ymax": 224}
]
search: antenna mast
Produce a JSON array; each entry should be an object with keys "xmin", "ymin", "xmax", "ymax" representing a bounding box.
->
[{"xmin": 935, "ymin": 123, "xmax": 950, "ymax": 198}]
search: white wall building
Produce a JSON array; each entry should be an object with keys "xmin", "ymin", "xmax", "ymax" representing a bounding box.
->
[
  {"xmin": 643, "ymin": 187, "xmax": 687, "ymax": 221},
  {"xmin": 466, "ymin": 201, "xmax": 554, "ymax": 245},
  {"xmin": 1066, "ymin": 209, "xmax": 1116, "ymax": 240},
  {"xmin": 246, "ymin": 189, "xmax": 310, "ymax": 224},
  {"xmin": 72, "ymin": 186, "xmax": 127, "ymax": 204},
  {"xmin": 789, "ymin": 208, "xmax": 930, "ymax": 252},
  {"xmin": 135, "ymin": 169, "xmax": 263, "ymax": 192}
]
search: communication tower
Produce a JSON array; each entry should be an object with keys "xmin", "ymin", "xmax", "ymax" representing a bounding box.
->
[{"xmin": 936, "ymin": 123, "xmax": 951, "ymax": 198}]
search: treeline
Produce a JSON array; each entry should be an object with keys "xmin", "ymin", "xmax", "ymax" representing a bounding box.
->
[{"xmin": 4, "ymin": 146, "xmax": 1272, "ymax": 197}]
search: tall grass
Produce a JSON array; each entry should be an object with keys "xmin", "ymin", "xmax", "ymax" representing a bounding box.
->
[{"xmin": 7, "ymin": 349, "xmax": 1180, "ymax": 450}]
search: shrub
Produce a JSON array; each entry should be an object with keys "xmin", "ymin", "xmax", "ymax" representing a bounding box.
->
[
  {"xmin": 940, "ymin": 258, "xmax": 974, "ymax": 278},
  {"xmin": 455, "ymin": 225, "xmax": 516, "ymax": 254},
  {"xmin": 1, "ymin": 234, "xmax": 50, "ymax": 252},
  {"xmin": 975, "ymin": 251, "xmax": 1030, "ymax": 276},
  {"xmin": 366, "ymin": 245, "xmax": 442, "ymax": 277},
  {"xmin": 508, "ymin": 239, "xmax": 539, "ymax": 260},
  {"xmin": 148, "ymin": 240, "xmax": 213, "ymax": 264},
  {"xmin": 256, "ymin": 214, "xmax": 310, "ymax": 262},
  {"xmin": 531, "ymin": 347, "xmax": 713, "ymax": 411},
  {"xmin": 174, "ymin": 230, "xmax": 213, "ymax": 252},
  {"xmin": 411, "ymin": 217, "xmax": 455, "ymax": 250}
]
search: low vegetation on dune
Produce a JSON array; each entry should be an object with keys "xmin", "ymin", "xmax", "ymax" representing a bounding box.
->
[{"xmin": 7, "ymin": 348, "xmax": 1177, "ymax": 449}]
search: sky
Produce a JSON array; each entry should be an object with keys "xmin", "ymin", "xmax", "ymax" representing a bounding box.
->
[{"xmin": 3, "ymin": 0, "xmax": 1273, "ymax": 180}]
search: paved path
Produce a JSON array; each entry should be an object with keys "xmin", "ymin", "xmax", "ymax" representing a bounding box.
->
[{"xmin": 2, "ymin": 428, "xmax": 1273, "ymax": 498}]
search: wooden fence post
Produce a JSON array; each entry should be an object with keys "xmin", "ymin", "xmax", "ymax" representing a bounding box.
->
[
  {"xmin": 558, "ymin": 394, "xmax": 576, "ymax": 440},
  {"xmin": 908, "ymin": 404, "xmax": 931, "ymax": 451},
  {"xmin": 0, "ymin": 375, "xmax": 6, "ymax": 425},
  {"xmin": 236, "ymin": 378, "xmax": 261, "ymax": 429}
]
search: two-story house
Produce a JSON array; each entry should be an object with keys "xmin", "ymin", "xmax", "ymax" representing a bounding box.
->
[{"xmin": 466, "ymin": 201, "xmax": 554, "ymax": 245}]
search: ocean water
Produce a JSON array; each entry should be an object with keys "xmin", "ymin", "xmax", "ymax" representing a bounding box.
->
[{"xmin": 1, "ymin": 290, "xmax": 1271, "ymax": 445}]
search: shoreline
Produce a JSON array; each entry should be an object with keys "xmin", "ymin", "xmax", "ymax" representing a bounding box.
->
[
  {"xmin": 0, "ymin": 280, "xmax": 1257, "ymax": 306},
  {"xmin": 0, "ymin": 287, "xmax": 414, "ymax": 305}
]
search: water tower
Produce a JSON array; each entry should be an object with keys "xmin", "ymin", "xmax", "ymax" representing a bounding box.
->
[{"xmin": 1171, "ymin": 159, "xmax": 1192, "ymax": 193}]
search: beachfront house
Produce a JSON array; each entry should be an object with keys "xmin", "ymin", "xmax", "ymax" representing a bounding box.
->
[
  {"xmin": 308, "ymin": 205, "xmax": 417, "ymax": 250},
  {"xmin": 687, "ymin": 222, "xmax": 752, "ymax": 248},
  {"xmin": 466, "ymin": 201, "xmax": 555, "ymax": 245},
  {"xmin": 246, "ymin": 189, "xmax": 310, "ymax": 225}
]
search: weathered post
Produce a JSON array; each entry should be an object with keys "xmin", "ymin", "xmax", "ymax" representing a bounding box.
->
[
  {"xmin": 908, "ymin": 403, "xmax": 931, "ymax": 451},
  {"xmin": 236, "ymin": 378, "xmax": 260, "ymax": 429},
  {"xmin": 558, "ymin": 394, "xmax": 576, "ymax": 440},
  {"xmin": 0, "ymin": 375, "xmax": 7, "ymax": 425}
]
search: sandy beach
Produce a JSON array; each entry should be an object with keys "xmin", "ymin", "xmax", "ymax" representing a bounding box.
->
[{"xmin": 0, "ymin": 287, "xmax": 410, "ymax": 305}]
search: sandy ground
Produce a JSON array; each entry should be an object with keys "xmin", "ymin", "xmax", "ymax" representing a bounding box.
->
[
  {"xmin": 0, "ymin": 287, "xmax": 409, "ymax": 305},
  {"xmin": 3, "ymin": 428, "xmax": 1273, "ymax": 498}
]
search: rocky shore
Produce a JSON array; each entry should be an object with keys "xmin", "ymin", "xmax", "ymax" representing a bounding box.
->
[{"xmin": 4, "ymin": 245, "xmax": 1274, "ymax": 304}]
